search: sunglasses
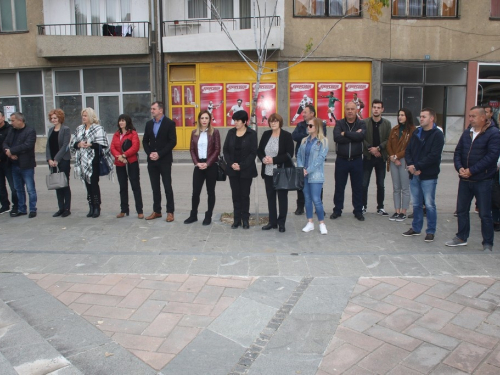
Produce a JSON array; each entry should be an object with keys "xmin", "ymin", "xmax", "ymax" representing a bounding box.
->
[{"xmin": 307, "ymin": 124, "xmax": 314, "ymax": 128}]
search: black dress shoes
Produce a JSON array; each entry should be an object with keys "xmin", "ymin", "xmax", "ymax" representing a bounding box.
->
[
  {"xmin": 279, "ymin": 226, "xmax": 286, "ymax": 233},
  {"xmin": 294, "ymin": 207, "xmax": 304, "ymax": 215},
  {"xmin": 330, "ymin": 212, "xmax": 341, "ymax": 219},
  {"xmin": 10, "ymin": 211, "xmax": 26, "ymax": 217},
  {"xmin": 355, "ymin": 214, "xmax": 365, "ymax": 221},
  {"xmin": 242, "ymin": 220, "xmax": 250, "ymax": 229},
  {"xmin": 29, "ymin": 212, "xmax": 37, "ymax": 218},
  {"xmin": 262, "ymin": 223, "xmax": 277, "ymax": 230},
  {"xmin": 61, "ymin": 210, "xmax": 71, "ymax": 217},
  {"xmin": 231, "ymin": 221, "xmax": 241, "ymax": 229},
  {"xmin": 53, "ymin": 210, "xmax": 64, "ymax": 217}
]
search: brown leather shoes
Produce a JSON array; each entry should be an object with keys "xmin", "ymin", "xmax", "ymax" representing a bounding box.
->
[
  {"xmin": 166, "ymin": 213, "xmax": 174, "ymax": 222},
  {"xmin": 138, "ymin": 213, "xmax": 144, "ymax": 219},
  {"xmin": 145, "ymin": 212, "xmax": 162, "ymax": 220},
  {"xmin": 116, "ymin": 212, "xmax": 128, "ymax": 218}
]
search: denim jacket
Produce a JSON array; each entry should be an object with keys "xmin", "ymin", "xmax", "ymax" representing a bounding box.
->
[{"xmin": 297, "ymin": 136, "xmax": 328, "ymax": 183}]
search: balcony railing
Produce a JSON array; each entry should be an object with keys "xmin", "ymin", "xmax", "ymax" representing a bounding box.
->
[
  {"xmin": 37, "ymin": 21, "xmax": 150, "ymax": 40},
  {"xmin": 162, "ymin": 16, "xmax": 280, "ymax": 37}
]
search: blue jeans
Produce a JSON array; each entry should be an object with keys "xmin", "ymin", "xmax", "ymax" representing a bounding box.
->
[
  {"xmin": 410, "ymin": 176, "xmax": 437, "ymax": 234},
  {"xmin": 303, "ymin": 177, "xmax": 324, "ymax": 221},
  {"xmin": 11, "ymin": 165, "xmax": 37, "ymax": 213},
  {"xmin": 456, "ymin": 179, "xmax": 493, "ymax": 246}
]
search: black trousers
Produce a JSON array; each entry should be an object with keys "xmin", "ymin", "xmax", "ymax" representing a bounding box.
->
[
  {"xmin": 229, "ymin": 175, "xmax": 253, "ymax": 222},
  {"xmin": 334, "ymin": 157, "xmax": 363, "ymax": 215},
  {"xmin": 0, "ymin": 162, "xmax": 18, "ymax": 209},
  {"xmin": 192, "ymin": 163, "xmax": 217, "ymax": 215},
  {"xmin": 264, "ymin": 175, "xmax": 288, "ymax": 226},
  {"xmin": 116, "ymin": 162, "xmax": 143, "ymax": 214},
  {"xmin": 85, "ymin": 157, "xmax": 101, "ymax": 205},
  {"xmin": 51, "ymin": 159, "xmax": 71, "ymax": 211},
  {"xmin": 148, "ymin": 161, "xmax": 174, "ymax": 214},
  {"xmin": 362, "ymin": 157, "xmax": 386, "ymax": 210}
]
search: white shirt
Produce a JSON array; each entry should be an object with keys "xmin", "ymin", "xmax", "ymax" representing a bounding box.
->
[
  {"xmin": 197, "ymin": 130, "xmax": 208, "ymax": 159},
  {"xmin": 230, "ymin": 104, "xmax": 244, "ymax": 113},
  {"xmin": 471, "ymin": 128, "xmax": 479, "ymax": 142}
]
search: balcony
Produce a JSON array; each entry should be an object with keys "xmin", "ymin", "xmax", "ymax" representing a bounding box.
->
[
  {"xmin": 36, "ymin": 22, "xmax": 150, "ymax": 58},
  {"xmin": 162, "ymin": 16, "xmax": 283, "ymax": 53}
]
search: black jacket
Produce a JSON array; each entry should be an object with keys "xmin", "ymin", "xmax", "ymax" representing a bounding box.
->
[
  {"xmin": 405, "ymin": 125, "xmax": 445, "ymax": 180},
  {"xmin": 2, "ymin": 125, "xmax": 37, "ymax": 169},
  {"xmin": 223, "ymin": 127, "xmax": 258, "ymax": 179},
  {"xmin": 257, "ymin": 129, "xmax": 294, "ymax": 178},
  {"xmin": 333, "ymin": 118, "xmax": 366, "ymax": 159},
  {"xmin": 0, "ymin": 122, "xmax": 12, "ymax": 164},
  {"xmin": 142, "ymin": 116, "xmax": 177, "ymax": 164},
  {"xmin": 454, "ymin": 121, "xmax": 500, "ymax": 181}
]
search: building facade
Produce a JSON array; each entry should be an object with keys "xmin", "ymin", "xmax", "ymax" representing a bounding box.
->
[{"xmin": 1, "ymin": 0, "xmax": 499, "ymax": 151}]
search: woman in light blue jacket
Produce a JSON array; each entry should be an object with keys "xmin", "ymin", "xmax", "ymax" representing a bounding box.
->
[{"xmin": 297, "ymin": 117, "xmax": 329, "ymax": 235}]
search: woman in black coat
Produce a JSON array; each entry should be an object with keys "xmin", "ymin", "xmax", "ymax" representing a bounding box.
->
[
  {"xmin": 257, "ymin": 113, "xmax": 294, "ymax": 233},
  {"xmin": 223, "ymin": 110, "xmax": 258, "ymax": 229}
]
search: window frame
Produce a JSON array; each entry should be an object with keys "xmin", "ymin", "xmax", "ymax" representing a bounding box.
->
[
  {"xmin": 293, "ymin": 0, "xmax": 362, "ymax": 18},
  {"xmin": 491, "ymin": 0, "xmax": 500, "ymax": 19},
  {"xmin": 391, "ymin": 0, "xmax": 459, "ymax": 19},
  {"xmin": 0, "ymin": 0, "xmax": 28, "ymax": 33}
]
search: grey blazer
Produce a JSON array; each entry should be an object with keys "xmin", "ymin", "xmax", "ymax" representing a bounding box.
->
[{"xmin": 46, "ymin": 125, "xmax": 71, "ymax": 162}]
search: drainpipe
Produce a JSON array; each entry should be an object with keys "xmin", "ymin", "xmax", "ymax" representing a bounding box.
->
[
  {"xmin": 150, "ymin": 0, "xmax": 157, "ymax": 100},
  {"xmin": 159, "ymin": 0, "xmax": 166, "ymax": 103}
]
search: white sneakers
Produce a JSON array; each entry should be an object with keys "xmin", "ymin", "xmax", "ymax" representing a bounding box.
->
[
  {"xmin": 302, "ymin": 222, "xmax": 328, "ymax": 235},
  {"xmin": 302, "ymin": 222, "xmax": 314, "ymax": 232},
  {"xmin": 319, "ymin": 223, "xmax": 328, "ymax": 235}
]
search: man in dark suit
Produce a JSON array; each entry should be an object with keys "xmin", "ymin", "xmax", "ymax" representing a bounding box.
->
[{"xmin": 143, "ymin": 102, "xmax": 177, "ymax": 222}]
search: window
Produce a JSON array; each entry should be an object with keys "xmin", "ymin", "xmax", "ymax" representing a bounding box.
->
[
  {"xmin": 492, "ymin": 0, "xmax": 500, "ymax": 18},
  {"xmin": 74, "ymin": 0, "xmax": 131, "ymax": 36},
  {"xmin": 188, "ymin": 0, "xmax": 208, "ymax": 18},
  {"xmin": 0, "ymin": 0, "xmax": 27, "ymax": 32},
  {"xmin": 392, "ymin": 0, "xmax": 458, "ymax": 18},
  {"xmin": 294, "ymin": 0, "xmax": 360, "ymax": 17}
]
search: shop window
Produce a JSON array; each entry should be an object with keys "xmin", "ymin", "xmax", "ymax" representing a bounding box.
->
[
  {"xmin": 20, "ymin": 71, "xmax": 43, "ymax": 96},
  {"xmin": 446, "ymin": 86, "xmax": 465, "ymax": 116},
  {"xmin": 83, "ymin": 68, "xmax": 120, "ymax": 93},
  {"xmin": 0, "ymin": 0, "xmax": 27, "ymax": 32},
  {"xmin": 0, "ymin": 73, "xmax": 18, "ymax": 96},
  {"xmin": 392, "ymin": 0, "xmax": 458, "ymax": 18},
  {"xmin": 382, "ymin": 62, "xmax": 424, "ymax": 84},
  {"xmin": 492, "ymin": 0, "xmax": 500, "ymax": 18},
  {"xmin": 382, "ymin": 86, "xmax": 400, "ymax": 114},
  {"xmin": 294, "ymin": 0, "xmax": 360, "ymax": 17},
  {"xmin": 122, "ymin": 67, "xmax": 150, "ymax": 92},
  {"xmin": 425, "ymin": 63, "xmax": 466, "ymax": 85},
  {"xmin": 478, "ymin": 64, "xmax": 500, "ymax": 80},
  {"xmin": 55, "ymin": 71, "xmax": 81, "ymax": 93}
]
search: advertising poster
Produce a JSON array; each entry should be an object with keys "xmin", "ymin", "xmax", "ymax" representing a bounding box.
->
[
  {"xmin": 200, "ymin": 83, "xmax": 224, "ymax": 126},
  {"xmin": 290, "ymin": 83, "xmax": 315, "ymax": 125},
  {"xmin": 184, "ymin": 107, "xmax": 195, "ymax": 127},
  {"xmin": 171, "ymin": 107, "xmax": 183, "ymax": 127},
  {"xmin": 345, "ymin": 83, "xmax": 370, "ymax": 120},
  {"xmin": 171, "ymin": 85, "xmax": 182, "ymax": 106},
  {"xmin": 253, "ymin": 83, "xmax": 277, "ymax": 126},
  {"xmin": 184, "ymin": 85, "xmax": 195, "ymax": 105},
  {"xmin": 317, "ymin": 83, "xmax": 342, "ymax": 125},
  {"xmin": 225, "ymin": 83, "xmax": 250, "ymax": 126}
]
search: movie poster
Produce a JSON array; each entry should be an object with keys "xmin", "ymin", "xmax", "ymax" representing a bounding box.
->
[
  {"xmin": 184, "ymin": 107, "xmax": 195, "ymax": 127},
  {"xmin": 200, "ymin": 83, "xmax": 224, "ymax": 126},
  {"xmin": 253, "ymin": 83, "xmax": 277, "ymax": 126},
  {"xmin": 184, "ymin": 85, "xmax": 195, "ymax": 105},
  {"xmin": 290, "ymin": 83, "xmax": 315, "ymax": 125},
  {"xmin": 171, "ymin": 107, "xmax": 183, "ymax": 127},
  {"xmin": 317, "ymin": 83, "xmax": 342, "ymax": 125},
  {"xmin": 171, "ymin": 85, "xmax": 182, "ymax": 106},
  {"xmin": 345, "ymin": 83, "xmax": 370, "ymax": 120},
  {"xmin": 225, "ymin": 83, "xmax": 250, "ymax": 126}
]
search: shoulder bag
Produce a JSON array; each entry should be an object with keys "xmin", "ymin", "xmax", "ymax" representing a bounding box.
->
[
  {"xmin": 272, "ymin": 153, "xmax": 304, "ymax": 191},
  {"xmin": 216, "ymin": 155, "xmax": 227, "ymax": 182},
  {"xmin": 99, "ymin": 145, "xmax": 111, "ymax": 176}
]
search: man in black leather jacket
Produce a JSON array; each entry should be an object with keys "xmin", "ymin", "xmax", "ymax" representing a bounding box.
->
[{"xmin": 0, "ymin": 110, "xmax": 18, "ymax": 214}]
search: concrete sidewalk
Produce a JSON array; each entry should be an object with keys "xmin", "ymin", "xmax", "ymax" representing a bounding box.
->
[{"xmin": 0, "ymin": 161, "xmax": 499, "ymax": 374}]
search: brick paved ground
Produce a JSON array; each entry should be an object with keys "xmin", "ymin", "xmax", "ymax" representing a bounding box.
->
[
  {"xmin": 28, "ymin": 273, "xmax": 256, "ymax": 371},
  {"xmin": 318, "ymin": 276, "xmax": 500, "ymax": 375}
]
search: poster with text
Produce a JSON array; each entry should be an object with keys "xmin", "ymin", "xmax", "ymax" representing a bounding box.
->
[
  {"xmin": 253, "ymin": 83, "xmax": 277, "ymax": 126},
  {"xmin": 290, "ymin": 83, "xmax": 315, "ymax": 125},
  {"xmin": 171, "ymin": 85, "xmax": 182, "ymax": 106},
  {"xmin": 184, "ymin": 107, "xmax": 195, "ymax": 127},
  {"xmin": 225, "ymin": 83, "xmax": 250, "ymax": 126},
  {"xmin": 171, "ymin": 107, "xmax": 183, "ymax": 127},
  {"xmin": 200, "ymin": 83, "xmax": 224, "ymax": 126},
  {"xmin": 317, "ymin": 83, "xmax": 343, "ymax": 125},
  {"xmin": 345, "ymin": 83, "xmax": 370, "ymax": 120},
  {"xmin": 184, "ymin": 85, "xmax": 195, "ymax": 105}
]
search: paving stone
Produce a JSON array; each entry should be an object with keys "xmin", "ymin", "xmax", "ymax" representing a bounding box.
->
[
  {"xmin": 36, "ymin": 274, "xmax": 66, "ymax": 289},
  {"xmin": 73, "ymin": 293, "xmax": 123, "ymax": 307},
  {"xmin": 149, "ymin": 289, "xmax": 196, "ymax": 303},
  {"xmin": 358, "ymin": 343, "xmax": 410, "ymax": 374},
  {"xmin": 84, "ymin": 316, "xmax": 149, "ymax": 335},
  {"xmin": 105, "ymin": 278, "xmax": 142, "ymax": 296},
  {"xmin": 378, "ymin": 308, "xmax": 422, "ymax": 332},
  {"xmin": 157, "ymin": 326, "xmax": 200, "ymax": 354},
  {"xmin": 393, "ymin": 281, "xmax": 431, "ymax": 300},
  {"xmin": 48, "ymin": 365, "xmax": 84, "ymax": 374},
  {"xmin": 401, "ymin": 342, "xmax": 450, "ymax": 374},
  {"xmin": 461, "ymin": 277, "xmax": 496, "ymax": 286},
  {"xmin": 342, "ymin": 365, "xmax": 375, "ymax": 375},
  {"xmin": 387, "ymin": 255, "xmax": 430, "ymax": 276},
  {"xmin": 141, "ymin": 312, "xmax": 183, "ymax": 338},
  {"xmin": 386, "ymin": 365, "xmax": 422, "ymax": 375},
  {"xmin": 276, "ymin": 256, "xmax": 310, "ymax": 276},
  {"xmin": 357, "ymin": 278, "xmax": 381, "ymax": 288},
  {"xmin": 362, "ymin": 282, "xmax": 400, "ymax": 300},
  {"xmin": 240, "ymin": 277, "xmax": 298, "ymax": 309},
  {"xmin": 440, "ymin": 323, "xmax": 499, "ymax": 350},
  {"xmin": 415, "ymin": 294, "xmax": 464, "ymax": 314},
  {"xmin": 424, "ymin": 281, "xmax": 461, "ymax": 299},
  {"xmin": 412, "ymin": 254, "xmax": 458, "ymax": 276},
  {"xmin": 306, "ymin": 257, "xmax": 341, "ymax": 276},
  {"xmin": 161, "ymin": 330, "xmax": 246, "ymax": 375},
  {"xmin": 318, "ymin": 343, "xmax": 369, "ymax": 374},
  {"xmin": 208, "ymin": 297, "xmax": 277, "ymax": 347},
  {"xmin": 365, "ymin": 324, "xmax": 422, "ymax": 351},
  {"xmin": 67, "ymin": 283, "xmax": 113, "ymax": 294},
  {"xmin": 60, "ymin": 275, "xmax": 105, "ymax": 284},
  {"xmin": 429, "ymin": 364, "xmax": 468, "ymax": 375},
  {"xmin": 443, "ymin": 342, "xmax": 490, "ymax": 373},
  {"xmin": 57, "ymin": 292, "xmax": 82, "ymax": 306},
  {"xmin": 474, "ymin": 363, "xmax": 500, "ymax": 375},
  {"xmin": 116, "ymin": 288, "xmax": 154, "ymax": 309},
  {"xmin": 334, "ymin": 326, "xmax": 383, "ymax": 352},
  {"xmin": 486, "ymin": 344, "xmax": 500, "ymax": 366},
  {"xmin": 129, "ymin": 349, "xmax": 175, "ymax": 371},
  {"xmin": 210, "ymin": 296, "xmax": 237, "ymax": 317},
  {"xmin": 128, "ymin": 300, "xmax": 166, "ymax": 322},
  {"xmin": 249, "ymin": 351, "xmax": 322, "ymax": 375},
  {"xmin": 83, "ymin": 305, "xmax": 135, "ymax": 320},
  {"xmin": 404, "ymin": 325, "xmax": 460, "ymax": 350},
  {"xmin": 415, "ymin": 307, "xmax": 455, "ymax": 331},
  {"xmin": 476, "ymin": 322, "xmax": 500, "ymax": 339},
  {"xmin": 112, "ymin": 332, "xmax": 164, "ymax": 351},
  {"xmin": 434, "ymin": 276, "xmax": 468, "ymax": 286},
  {"xmin": 136, "ymin": 279, "xmax": 181, "ymax": 292},
  {"xmin": 97, "ymin": 274, "xmax": 125, "ymax": 286},
  {"xmin": 193, "ymin": 285, "xmax": 224, "ymax": 305},
  {"xmin": 163, "ymin": 301, "xmax": 213, "ymax": 316},
  {"xmin": 177, "ymin": 314, "xmax": 215, "ymax": 328},
  {"xmin": 350, "ymin": 295, "xmax": 398, "ymax": 315},
  {"xmin": 404, "ymin": 277, "xmax": 440, "ymax": 287},
  {"xmin": 45, "ymin": 282, "xmax": 75, "ymax": 298},
  {"xmin": 454, "ymin": 281, "xmax": 488, "ymax": 298},
  {"xmin": 335, "ymin": 256, "xmax": 371, "ymax": 277},
  {"xmin": 451, "ymin": 306, "xmax": 490, "ymax": 330},
  {"xmin": 360, "ymin": 255, "xmax": 401, "ymax": 277},
  {"xmin": 383, "ymin": 294, "xmax": 432, "ymax": 314},
  {"xmin": 447, "ymin": 293, "xmax": 497, "ymax": 312},
  {"xmin": 341, "ymin": 309, "xmax": 386, "ymax": 333},
  {"xmin": 374, "ymin": 278, "xmax": 409, "ymax": 287}
]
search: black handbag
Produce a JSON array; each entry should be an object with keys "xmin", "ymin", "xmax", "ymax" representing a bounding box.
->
[
  {"xmin": 98, "ymin": 145, "xmax": 111, "ymax": 176},
  {"xmin": 272, "ymin": 154, "xmax": 304, "ymax": 191},
  {"xmin": 122, "ymin": 139, "xmax": 132, "ymax": 152},
  {"xmin": 216, "ymin": 155, "xmax": 227, "ymax": 182}
]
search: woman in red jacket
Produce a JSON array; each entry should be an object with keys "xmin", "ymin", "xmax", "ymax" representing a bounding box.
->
[
  {"xmin": 184, "ymin": 110, "xmax": 221, "ymax": 225},
  {"xmin": 111, "ymin": 114, "xmax": 144, "ymax": 219}
]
